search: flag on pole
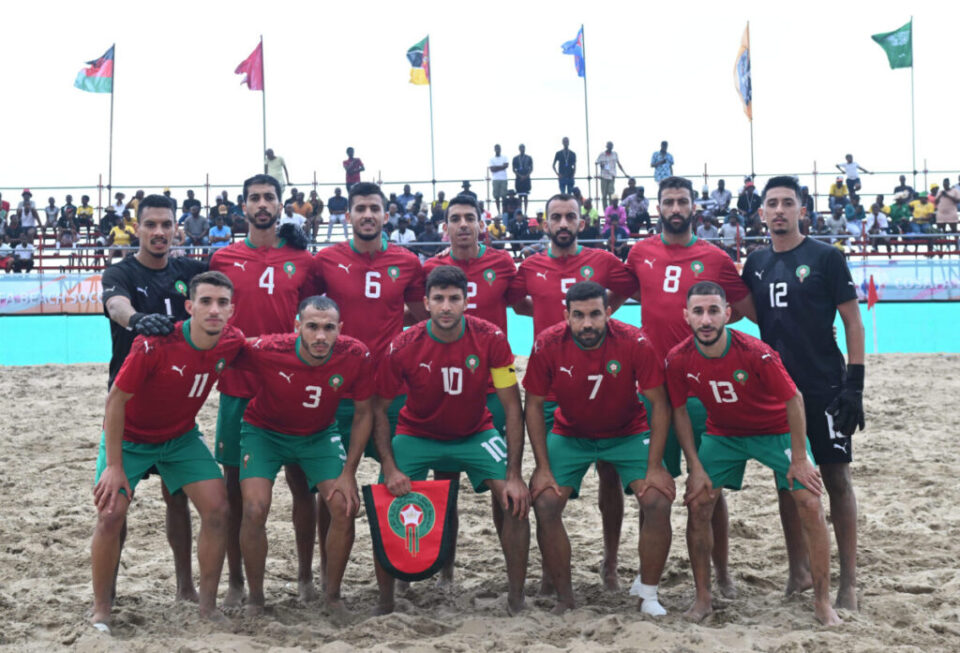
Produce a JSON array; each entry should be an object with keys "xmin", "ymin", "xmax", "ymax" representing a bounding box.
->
[
  {"xmin": 733, "ymin": 24, "xmax": 752, "ymax": 120},
  {"xmin": 867, "ymin": 275, "xmax": 879, "ymax": 309},
  {"xmin": 74, "ymin": 45, "xmax": 114, "ymax": 93},
  {"xmin": 561, "ymin": 27, "xmax": 585, "ymax": 77},
  {"xmin": 235, "ymin": 41, "xmax": 264, "ymax": 90},
  {"xmin": 871, "ymin": 20, "xmax": 912, "ymax": 69},
  {"xmin": 407, "ymin": 37, "xmax": 430, "ymax": 85}
]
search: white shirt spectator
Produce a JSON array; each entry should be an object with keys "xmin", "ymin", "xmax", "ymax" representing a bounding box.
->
[
  {"xmin": 865, "ymin": 211, "xmax": 889, "ymax": 232},
  {"xmin": 842, "ymin": 161, "xmax": 860, "ymax": 180},
  {"xmin": 696, "ymin": 222, "xmax": 719, "ymax": 241},
  {"xmin": 719, "ymin": 222, "xmax": 745, "ymax": 248},
  {"xmin": 710, "ymin": 188, "xmax": 732, "ymax": 212},
  {"xmin": 595, "ymin": 151, "xmax": 620, "ymax": 180},
  {"xmin": 489, "ymin": 155, "xmax": 509, "ymax": 181},
  {"xmin": 279, "ymin": 213, "xmax": 306, "ymax": 229},
  {"xmin": 14, "ymin": 242, "xmax": 34, "ymax": 260},
  {"xmin": 391, "ymin": 228, "xmax": 416, "ymax": 245}
]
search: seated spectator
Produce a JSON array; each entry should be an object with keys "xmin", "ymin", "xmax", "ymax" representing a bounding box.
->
[
  {"xmin": 111, "ymin": 192, "xmax": 126, "ymax": 214},
  {"xmin": 811, "ymin": 214, "xmax": 830, "ymax": 237},
  {"xmin": 799, "ymin": 186, "xmax": 815, "ymax": 222},
  {"xmin": 602, "ymin": 221, "xmax": 631, "ymax": 261},
  {"xmin": 44, "ymin": 197, "xmax": 59, "ymax": 232},
  {"xmin": 736, "ymin": 180, "xmax": 761, "ymax": 224},
  {"xmin": 56, "ymin": 206, "xmax": 79, "ymax": 249},
  {"xmin": 581, "ymin": 198, "xmax": 600, "ymax": 225},
  {"xmin": 909, "ymin": 193, "xmax": 935, "ymax": 233},
  {"xmin": 307, "ymin": 190, "xmax": 324, "ymax": 241},
  {"xmin": 828, "ymin": 176, "xmax": 849, "ymax": 211},
  {"xmin": 520, "ymin": 220, "xmax": 549, "ymax": 258},
  {"xmin": 873, "ymin": 194, "xmax": 890, "ymax": 215},
  {"xmin": 825, "ymin": 207, "xmax": 849, "ymax": 246},
  {"xmin": 397, "ymin": 184, "xmax": 417, "ymax": 212},
  {"xmin": 718, "ymin": 213, "xmax": 745, "ymax": 260},
  {"xmin": 696, "ymin": 215, "xmax": 719, "ymax": 242},
  {"xmin": 844, "ymin": 195, "xmax": 866, "ymax": 247},
  {"xmin": 181, "ymin": 189, "xmax": 201, "ymax": 222},
  {"xmin": 209, "ymin": 215, "xmax": 232, "ymax": 250},
  {"xmin": 390, "ymin": 217, "xmax": 416, "ymax": 246},
  {"xmin": 126, "ymin": 190, "xmax": 145, "ymax": 215},
  {"xmin": 935, "ymin": 178, "xmax": 959, "ymax": 234},
  {"xmin": 620, "ymin": 177, "xmax": 639, "ymax": 200},
  {"xmin": 4, "ymin": 214, "xmax": 23, "ymax": 246},
  {"xmin": 744, "ymin": 212, "xmax": 767, "ymax": 253},
  {"xmin": 169, "ymin": 225, "xmax": 187, "ymax": 258},
  {"xmin": 182, "ymin": 205, "xmax": 210, "ymax": 249},
  {"xmin": 696, "ymin": 186, "xmax": 718, "ymax": 219},
  {"xmin": 0, "ymin": 237, "xmax": 13, "ymax": 272},
  {"xmin": 865, "ymin": 203, "xmax": 891, "ymax": 254},
  {"xmin": 284, "ymin": 187, "xmax": 300, "ymax": 208},
  {"xmin": 893, "ymin": 175, "xmax": 916, "ymax": 201},
  {"xmin": 385, "ymin": 202, "xmax": 401, "ymax": 230},
  {"xmin": 292, "ymin": 192, "xmax": 311, "ymax": 219},
  {"xmin": 0, "ymin": 192, "xmax": 8, "ymax": 226},
  {"xmin": 502, "ymin": 189, "xmax": 521, "ymax": 223},
  {"xmin": 580, "ymin": 216, "xmax": 600, "ymax": 243},
  {"xmin": 12, "ymin": 234, "xmax": 35, "ymax": 272},
  {"xmin": 163, "ymin": 188, "xmax": 178, "ymax": 215},
  {"xmin": 622, "ymin": 186, "xmax": 650, "ymax": 233},
  {"xmin": 459, "ymin": 181, "xmax": 478, "ymax": 202},
  {"xmin": 326, "ymin": 187, "xmax": 349, "ymax": 241},
  {"xmin": 603, "ymin": 197, "xmax": 626, "ymax": 231},
  {"xmin": 430, "ymin": 191, "xmax": 449, "ymax": 222},
  {"xmin": 414, "ymin": 220, "xmax": 443, "ymax": 260},
  {"xmin": 279, "ymin": 203, "xmax": 306, "ymax": 230},
  {"xmin": 487, "ymin": 215, "xmax": 507, "ymax": 248},
  {"xmin": 76, "ymin": 195, "xmax": 95, "ymax": 237},
  {"xmin": 107, "ymin": 218, "xmax": 137, "ymax": 261},
  {"xmin": 710, "ymin": 179, "xmax": 732, "ymax": 215},
  {"xmin": 17, "ymin": 190, "xmax": 40, "ymax": 239}
]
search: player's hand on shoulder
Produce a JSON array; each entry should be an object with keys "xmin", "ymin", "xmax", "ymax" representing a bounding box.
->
[
  {"xmin": 639, "ymin": 464, "xmax": 676, "ymax": 502},
  {"xmin": 93, "ymin": 465, "xmax": 131, "ymax": 514},
  {"xmin": 502, "ymin": 476, "xmax": 531, "ymax": 520},
  {"xmin": 326, "ymin": 472, "xmax": 361, "ymax": 517},
  {"xmin": 787, "ymin": 458, "xmax": 822, "ymax": 496},
  {"xmin": 529, "ymin": 466, "xmax": 561, "ymax": 502},
  {"xmin": 129, "ymin": 312, "xmax": 174, "ymax": 336},
  {"xmin": 384, "ymin": 467, "xmax": 412, "ymax": 497},
  {"xmin": 683, "ymin": 466, "xmax": 713, "ymax": 506}
]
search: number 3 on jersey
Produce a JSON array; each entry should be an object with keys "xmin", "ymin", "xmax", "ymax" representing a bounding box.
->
[{"xmin": 259, "ymin": 267, "xmax": 275, "ymax": 295}]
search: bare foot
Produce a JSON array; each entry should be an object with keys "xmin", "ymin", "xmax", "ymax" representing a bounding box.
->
[
  {"xmin": 683, "ymin": 598, "xmax": 713, "ymax": 622},
  {"xmin": 373, "ymin": 599, "xmax": 395, "ymax": 616},
  {"xmin": 538, "ymin": 575, "xmax": 556, "ymax": 596},
  {"xmin": 200, "ymin": 604, "xmax": 229, "ymax": 623},
  {"xmin": 600, "ymin": 558, "xmax": 620, "ymax": 592},
  {"xmin": 550, "ymin": 598, "xmax": 574, "ymax": 615},
  {"xmin": 176, "ymin": 585, "xmax": 199, "ymax": 603},
  {"xmin": 716, "ymin": 575, "xmax": 737, "ymax": 600},
  {"xmin": 815, "ymin": 601, "xmax": 843, "ymax": 626},
  {"xmin": 435, "ymin": 574, "xmax": 453, "ymax": 590},
  {"xmin": 835, "ymin": 585, "xmax": 858, "ymax": 611},
  {"xmin": 299, "ymin": 580, "xmax": 319, "ymax": 603},
  {"xmin": 507, "ymin": 592, "xmax": 525, "ymax": 615},
  {"xmin": 90, "ymin": 610, "xmax": 111, "ymax": 634},
  {"xmin": 326, "ymin": 597, "xmax": 351, "ymax": 624},
  {"xmin": 223, "ymin": 583, "xmax": 245, "ymax": 608},
  {"xmin": 785, "ymin": 573, "xmax": 813, "ymax": 596},
  {"xmin": 396, "ymin": 580, "xmax": 411, "ymax": 594}
]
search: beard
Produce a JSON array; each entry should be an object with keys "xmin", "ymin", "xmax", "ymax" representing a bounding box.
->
[
  {"xmin": 661, "ymin": 212, "xmax": 693, "ymax": 235},
  {"xmin": 572, "ymin": 325, "xmax": 605, "ymax": 349},
  {"xmin": 247, "ymin": 209, "xmax": 279, "ymax": 231},
  {"xmin": 547, "ymin": 228, "xmax": 576, "ymax": 248},
  {"xmin": 694, "ymin": 325, "xmax": 724, "ymax": 347}
]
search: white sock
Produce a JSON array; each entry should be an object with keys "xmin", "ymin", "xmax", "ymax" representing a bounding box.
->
[{"xmin": 629, "ymin": 577, "xmax": 667, "ymax": 616}]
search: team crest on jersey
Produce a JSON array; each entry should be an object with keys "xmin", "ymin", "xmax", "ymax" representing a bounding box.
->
[
  {"xmin": 215, "ymin": 358, "xmax": 226, "ymax": 373},
  {"xmin": 733, "ymin": 369, "xmax": 749, "ymax": 384},
  {"xmin": 329, "ymin": 374, "xmax": 344, "ymax": 390},
  {"xmin": 691, "ymin": 260, "xmax": 704, "ymax": 275},
  {"xmin": 580, "ymin": 265, "xmax": 595, "ymax": 280},
  {"xmin": 175, "ymin": 280, "xmax": 188, "ymax": 296},
  {"xmin": 283, "ymin": 261, "xmax": 296, "ymax": 278},
  {"xmin": 465, "ymin": 354, "xmax": 480, "ymax": 373},
  {"xmin": 387, "ymin": 266, "xmax": 401, "ymax": 282},
  {"xmin": 795, "ymin": 265, "xmax": 811, "ymax": 283},
  {"xmin": 482, "ymin": 268, "xmax": 496, "ymax": 285},
  {"xmin": 388, "ymin": 492, "xmax": 436, "ymax": 556},
  {"xmin": 606, "ymin": 360, "xmax": 621, "ymax": 377}
]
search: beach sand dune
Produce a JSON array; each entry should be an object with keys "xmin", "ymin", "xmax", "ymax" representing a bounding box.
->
[{"xmin": 1, "ymin": 354, "xmax": 959, "ymax": 651}]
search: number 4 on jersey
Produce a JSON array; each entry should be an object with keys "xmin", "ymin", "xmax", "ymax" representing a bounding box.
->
[{"xmin": 259, "ymin": 267, "xmax": 275, "ymax": 295}]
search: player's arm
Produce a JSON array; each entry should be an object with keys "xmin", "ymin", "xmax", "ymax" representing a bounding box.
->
[
  {"xmin": 510, "ymin": 296, "xmax": 533, "ymax": 317},
  {"xmin": 404, "ymin": 301, "xmax": 429, "ymax": 324},
  {"xmin": 282, "ymin": 161, "xmax": 290, "ymax": 183},
  {"xmin": 637, "ymin": 384, "xmax": 675, "ymax": 502},
  {"xmin": 373, "ymin": 394, "xmax": 410, "ymax": 496},
  {"xmin": 105, "ymin": 294, "xmax": 175, "ymax": 336},
  {"xmin": 326, "ymin": 397, "xmax": 372, "ymax": 517},
  {"xmin": 609, "ymin": 290, "xmax": 630, "ymax": 313},
  {"xmin": 828, "ymin": 298, "xmax": 866, "ymax": 435},
  {"xmin": 94, "ymin": 385, "xmax": 133, "ymax": 514},
  {"xmin": 785, "ymin": 391, "xmax": 822, "ymax": 495},
  {"xmin": 494, "ymin": 374, "xmax": 530, "ymax": 519},
  {"xmin": 523, "ymin": 393, "xmax": 556, "ymax": 492},
  {"xmin": 729, "ymin": 293, "xmax": 757, "ymax": 323}
]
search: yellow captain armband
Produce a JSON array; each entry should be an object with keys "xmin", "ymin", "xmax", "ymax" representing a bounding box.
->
[{"xmin": 491, "ymin": 365, "xmax": 518, "ymax": 389}]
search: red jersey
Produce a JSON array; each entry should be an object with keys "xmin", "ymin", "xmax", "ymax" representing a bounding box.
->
[
  {"xmin": 313, "ymin": 240, "xmax": 425, "ymax": 365},
  {"xmin": 376, "ymin": 315, "xmax": 514, "ymax": 441},
  {"xmin": 510, "ymin": 245, "xmax": 638, "ymax": 337},
  {"xmin": 232, "ymin": 333, "xmax": 374, "ymax": 436},
  {"xmin": 209, "ymin": 238, "xmax": 315, "ymax": 398},
  {"xmin": 523, "ymin": 320, "xmax": 664, "ymax": 439},
  {"xmin": 113, "ymin": 321, "xmax": 245, "ymax": 444},
  {"xmin": 665, "ymin": 329, "xmax": 797, "ymax": 437},
  {"xmin": 422, "ymin": 244, "xmax": 522, "ymax": 332},
  {"xmin": 627, "ymin": 234, "xmax": 749, "ymax": 359}
]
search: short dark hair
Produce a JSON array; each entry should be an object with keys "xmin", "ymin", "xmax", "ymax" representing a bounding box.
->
[
  {"xmin": 189, "ymin": 270, "xmax": 234, "ymax": 299},
  {"xmin": 657, "ymin": 176, "xmax": 696, "ymax": 202},
  {"xmin": 348, "ymin": 182, "xmax": 386, "ymax": 210},
  {"xmin": 425, "ymin": 265, "xmax": 468, "ymax": 296},
  {"xmin": 565, "ymin": 281, "xmax": 608, "ymax": 308},
  {"xmin": 243, "ymin": 174, "xmax": 282, "ymax": 201},
  {"xmin": 136, "ymin": 194, "xmax": 175, "ymax": 220},
  {"xmin": 761, "ymin": 176, "xmax": 802, "ymax": 203},
  {"xmin": 298, "ymin": 295, "xmax": 340, "ymax": 317},
  {"xmin": 687, "ymin": 280, "xmax": 726, "ymax": 302},
  {"xmin": 445, "ymin": 194, "xmax": 481, "ymax": 221},
  {"xmin": 544, "ymin": 193, "xmax": 581, "ymax": 216}
]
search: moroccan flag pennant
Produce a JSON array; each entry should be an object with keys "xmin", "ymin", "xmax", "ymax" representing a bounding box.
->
[
  {"xmin": 363, "ymin": 479, "xmax": 458, "ymax": 581},
  {"xmin": 407, "ymin": 36, "xmax": 430, "ymax": 85},
  {"xmin": 871, "ymin": 20, "xmax": 912, "ymax": 69},
  {"xmin": 733, "ymin": 24, "xmax": 752, "ymax": 121},
  {"xmin": 74, "ymin": 45, "xmax": 114, "ymax": 94},
  {"xmin": 235, "ymin": 41, "xmax": 264, "ymax": 90},
  {"xmin": 561, "ymin": 26, "xmax": 585, "ymax": 78},
  {"xmin": 867, "ymin": 275, "xmax": 879, "ymax": 309}
]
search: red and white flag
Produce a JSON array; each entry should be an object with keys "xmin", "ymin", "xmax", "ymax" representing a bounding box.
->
[{"xmin": 235, "ymin": 42, "xmax": 264, "ymax": 91}]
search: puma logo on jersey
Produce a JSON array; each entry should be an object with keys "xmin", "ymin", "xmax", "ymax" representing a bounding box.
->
[
  {"xmin": 233, "ymin": 261, "xmax": 247, "ymax": 272},
  {"xmin": 761, "ymin": 354, "xmax": 772, "ymax": 361},
  {"xmin": 337, "ymin": 263, "xmax": 352, "ymax": 274},
  {"xmin": 103, "ymin": 285, "xmax": 116, "ymax": 292},
  {"xmin": 833, "ymin": 440, "xmax": 849, "ymax": 454},
  {"xmin": 278, "ymin": 371, "xmax": 294, "ymax": 383},
  {"xmin": 686, "ymin": 372, "xmax": 702, "ymax": 383},
  {"xmin": 142, "ymin": 341, "xmax": 151, "ymax": 353},
  {"xmin": 136, "ymin": 286, "xmax": 149, "ymax": 296},
  {"xmin": 252, "ymin": 339, "xmax": 263, "ymax": 349},
  {"xmin": 536, "ymin": 272, "xmax": 548, "ymax": 281},
  {"xmin": 754, "ymin": 271, "xmax": 763, "ymax": 279},
  {"xmin": 171, "ymin": 365, "xmax": 186, "ymax": 376},
  {"xmin": 419, "ymin": 362, "xmax": 433, "ymax": 373},
  {"xmin": 637, "ymin": 336, "xmax": 645, "ymax": 343},
  {"xmin": 643, "ymin": 258, "xmax": 656, "ymax": 269},
  {"xmin": 559, "ymin": 365, "xmax": 574, "ymax": 377},
  {"xmin": 848, "ymin": 281, "xmax": 855, "ymax": 287}
]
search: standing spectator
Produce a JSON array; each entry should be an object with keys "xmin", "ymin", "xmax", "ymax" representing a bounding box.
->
[
  {"xmin": 602, "ymin": 196, "xmax": 626, "ymax": 232},
  {"xmin": 649, "ymin": 140, "xmax": 674, "ymax": 184},
  {"xmin": 459, "ymin": 181, "xmax": 478, "ymax": 202},
  {"xmin": 326, "ymin": 187, "xmax": 349, "ymax": 241},
  {"xmin": 44, "ymin": 197, "xmax": 59, "ymax": 232},
  {"xmin": 595, "ymin": 141, "xmax": 627, "ymax": 208},
  {"xmin": 719, "ymin": 213, "xmax": 746, "ymax": 259},
  {"xmin": 396, "ymin": 184, "xmax": 417, "ymax": 211},
  {"xmin": 12, "ymin": 233, "xmax": 36, "ymax": 272},
  {"xmin": 182, "ymin": 205, "xmax": 210, "ymax": 250},
  {"xmin": 736, "ymin": 180, "xmax": 762, "ymax": 224},
  {"xmin": 162, "ymin": 187, "xmax": 178, "ymax": 214},
  {"xmin": 799, "ymin": 186, "xmax": 815, "ymax": 223},
  {"xmin": 209, "ymin": 214, "xmax": 232, "ymax": 250},
  {"xmin": 710, "ymin": 179, "xmax": 732, "ymax": 215},
  {"xmin": 76, "ymin": 195, "xmax": 95, "ymax": 237},
  {"xmin": 893, "ymin": 174, "xmax": 916, "ymax": 200},
  {"xmin": 342, "ymin": 146, "xmax": 364, "ymax": 191},
  {"xmin": 279, "ymin": 203, "xmax": 306, "ymax": 230},
  {"xmin": 621, "ymin": 177, "xmax": 639, "ymax": 200},
  {"xmin": 181, "ymin": 189, "xmax": 201, "ymax": 219},
  {"xmin": 17, "ymin": 190, "xmax": 40, "ymax": 239},
  {"xmin": 264, "ymin": 148, "xmax": 290, "ymax": 190},
  {"xmin": 696, "ymin": 215, "xmax": 719, "ymax": 242},
  {"xmin": 836, "ymin": 153, "xmax": 870, "ymax": 196},
  {"xmin": 553, "ymin": 137, "xmax": 577, "ymax": 194},
  {"xmin": 935, "ymin": 178, "xmax": 959, "ymax": 233},
  {"xmin": 489, "ymin": 144, "xmax": 510, "ymax": 214},
  {"xmin": 126, "ymin": 190, "xmax": 145, "ymax": 215},
  {"xmin": 622, "ymin": 185, "xmax": 650, "ymax": 233},
  {"xmin": 390, "ymin": 217, "xmax": 416, "ymax": 245},
  {"xmin": 306, "ymin": 190, "xmax": 324, "ymax": 242},
  {"xmin": 512, "ymin": 144, "xmax": 533, "ymax": 215}
]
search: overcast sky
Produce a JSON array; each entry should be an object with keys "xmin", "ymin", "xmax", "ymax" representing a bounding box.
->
[{"xmin": 2, "ymin": 0, "xmax": 956, "ymax": 206}]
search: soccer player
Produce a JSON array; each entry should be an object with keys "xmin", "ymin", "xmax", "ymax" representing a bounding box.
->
[
  {"xmin": 666, "ymin": 281, "xmax": 840, "ymax": 626},
  {"xmin": 209, "ymin": 174, "xmax": 317, "ymax": 605},
  {"xmin": 90, "ymin": 271, "xmax": 245, "ymax": 633},
  {"xmin": 374, "ymin": 266, "xmax": 530, "ymax": 614},
  {"xmin": 743, "ymin": 176, "xmax": 865, "ymax": 610},
  {"xmin": 233, "ymin": 296, "xmax": 374, "ymax": 617},
  {"xmin": 626, "ymin": 176, "xmax": 756, "ymax": 597},
  {"xmin": 524, "ymin": 281, "xmax": 674, "ymax": 615},
  {"xmin": 509, "ymin": 192, "xmax": 638, "ymax": 591},
  {"xmin": 101, "ymin": 193, "xmax": 207, "ymax": 602}
]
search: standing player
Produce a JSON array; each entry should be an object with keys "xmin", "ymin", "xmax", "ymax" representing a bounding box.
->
[
  {"xmin": 626, "ymin": 176, "xmax": 755, "ymax": 597},
  {"xmin": 524, "ymin": 282, "xmax": 674, "ymax": 615},
  {"xmin": 666, "ymin": 281, "xmax": 840, "ymax": 626},
  {"xmin": 374, "ymin": 266, "xmax": 530, "ymax": 614},
  {"xmin": 101, "ymin": 194, "xmax": 207, "ymax": 603},
  {"xmin": 509, "ymin": 193, "xmax": 638, "ymax": 591},
  {"xmin": 90, "ymin": 272, "xmax": 245, "ymax": 633},
  {"xmin": 743, "ymin": 176, "xmax": 865, "ymax": 609},
  {"xmin": 312, "ymin": 181, "xmax": 428, "ymax": 579},
  {"xmin": 209, "ymin": 174, "xmax": 317, "ymax": 605},
  {"xmin": 233, "ymin": 296, "xmax": 374, "ymax": 617}
]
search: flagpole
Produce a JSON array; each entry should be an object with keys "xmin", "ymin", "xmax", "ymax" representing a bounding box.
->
[
  {"xmin": 747, "ymin": 23, "xmax": 755, "ymax": 178},
  {"xmin": 909, "ymin": 17, "xmax": 916, "ymax": 187},
  {"xmin": 427, "ymin": 36, "xmax": 437, "ymax": 201},
  {"xmin": 108, "ymin": 43, "xmax": 115, "ymax": 193},
  {"xmin": 580, "ymin": 24, "xmax": 592, "ymax": 201},
  {"xmin": 260, "ymin": 35, "xmax": 267, "ymax": 170}
]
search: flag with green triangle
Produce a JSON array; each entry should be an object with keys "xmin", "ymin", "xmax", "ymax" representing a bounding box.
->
[
  {"xmin": 407, "ymin": 36, "xmax": 430, "ymax": 85},
  {"xmin": 871, "ymin": 20, "xmax": 912, "ymax": 69}
]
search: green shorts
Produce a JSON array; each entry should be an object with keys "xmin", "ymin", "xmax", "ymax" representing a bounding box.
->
[
  {"xmin": 215, "ymin": 393, "xmax": 250, "ymax": 467},
  {"xmin": 94, "ymin": 425, "xmax": 222, "ymax": 496},
  {"xmin": 239, "ymin": 421, "xmax": 345, "ymax": 490},
  {"xmin": 699, "ymin": 433, "xmax": 815, "ymax": 492},
  {"xmin": 543, "ymin": 401, "xmax": 558, "ymax": 434},
  {"xmin": 487, "ymin": 392, "xmax": 507, "ymax": 436},
  {"xmin": 337, "ymin": 394, "xmax": 406, "ymax": 461},
  {"xmin": 547, "ymin": 431, "xmax": 651, "ymax": 499},
  {"xmin": 389, "ymin": 429, "xmax": 507, "ymax": 493},
  {"xmin": 644, "ymin": 394, "xmax": 707, "ymax": 478}
]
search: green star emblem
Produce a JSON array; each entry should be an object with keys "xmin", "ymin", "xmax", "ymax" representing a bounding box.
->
[
  {"xmin": 465, "ymin": 354, "xmax": 480, "ymax": 373},
  {"xmin": 606, "ymin": 360, "xmax": 621, "ymax": 377},
  {"xmin": 733, "ymin": 369, "xmax": 749, "ymax": 384},
  {"xmin": 795, "ymin": 265, "xmax": 811, "ymax": 283},
  {"xmin": 387, "ymin": 266, "xmax": 401, "ymax": 281},
  {"xmin": 283, "ymin": 261, "xmax": 296, "ymax": 278},
  {"xmin": 483, "ymin": 268, "xmax": 496, "ymax": 285},
  {"xmin": 175, "ymin": 280, "xmax": 188, "ymax": 296},
  {"xmin": 691, "ymin": 260, "xmax": 704, "ymax": 275}
]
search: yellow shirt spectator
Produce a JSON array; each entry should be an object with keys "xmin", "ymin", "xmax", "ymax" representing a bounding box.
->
[
  {"xmin": 829, "ymin": 182, "xmax": 848, "ymax": 199},
  {"xmin": 77, "ymin": 205, "xmax": 94, "ymax": 220},
  {"xmin": 487, "ymin": 222, "xmax": 507, "ymax": 239},
  {"xmin": 909, "ymin": 198, "xmax": 935, "ymax": 224},
  {"xmin": 109, "ymin": 224, "xmax": 136, "ymax": 246}
]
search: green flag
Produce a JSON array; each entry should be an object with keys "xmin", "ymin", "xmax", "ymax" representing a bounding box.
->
[{"xmin": 871, "ymin": 20, "xmax": 912, "ymax": 69}]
